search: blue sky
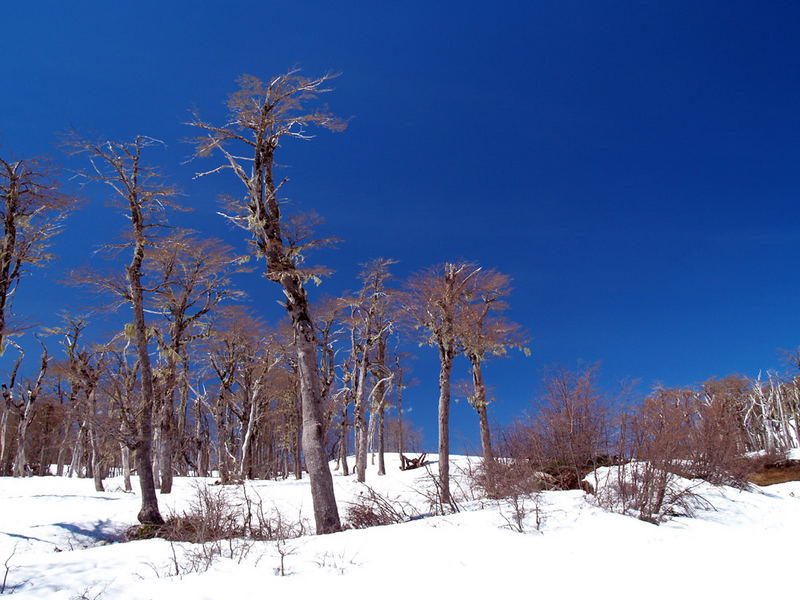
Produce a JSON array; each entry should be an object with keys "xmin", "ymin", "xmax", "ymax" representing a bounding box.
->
[{"xmin": 3, "ymin": 1, "xmax": 800, "ymax": 450}]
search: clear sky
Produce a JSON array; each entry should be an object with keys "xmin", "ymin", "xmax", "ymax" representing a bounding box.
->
[{"xmin": 3, "ymin": 1, "xmax": 800, "ymax": 450}]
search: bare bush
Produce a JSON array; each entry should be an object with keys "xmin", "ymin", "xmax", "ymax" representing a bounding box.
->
[
  {"xmin": 594, "ymin": 401, "xmax": 715, "ymax": 524},
  {"xmin": 125, "ymin": 481, "xmax": 311, "ymax": 544},
  {"xmin": 419, "ymin": 465, "xmax": 461, "ymax": 515},
  {"xmin": 160, "ymin": 484, "xmax": 241, "ymax": 543},
  {"xmin": 345, "ymin": 485, "xmax": 421, "ymax": 528},
  {"xmin": 471, "ymin": 457, "xmax": 548, "ymax": 499}
]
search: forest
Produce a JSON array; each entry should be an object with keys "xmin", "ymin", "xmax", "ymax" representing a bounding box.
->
[{"xmin": 2, "ymin": 69, "xmax": 800, "ymax": 544}]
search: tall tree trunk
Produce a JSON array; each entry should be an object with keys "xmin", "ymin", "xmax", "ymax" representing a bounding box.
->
[
  {"xmin": 294, "ymin": 388, "xmax": 303, "ymax": 480},
  {"xmin": 215, "ymin": 395, "xmax": 230, "ymax": 484},
  {"xmin": 240, "ymin": 388, "xmax": 258, "ymax": 480},
  {"xmin": 159, "ymin": 416, "xmax": 173, "ymax": 493},
  {"xmin": 339, "ymin": 405, "xmax": 349, "ymax": 476},
  {"xmin": 396, "ymin": 358, "xmax": 404, "ymax": 457},
  {"xmin": 438, "ymin": 345, "xmax": 454, "ymax": 506},
  {"xmin": 468, "ymin": 353, "xmax": 493, "ymax": 464},
  {"xmin": 87, "ymin": 388, "xmax": 105, "ymax": 492},
  {"xmin": 0, "ymin": 405, "xmax": 10, "ymax": 475},
  {"xmin": 89, "ymin": 427, "xmax": 104, "ymax": 492},
  {"xmin": 285, "ymin": 276, "xmax": 341, "ymax": 533},
  {"xmin": 376, "ymin": 342, "xmax": 387, "ymax": 476},
  {"xmin": 121, "ymin": 443, "xmax": 132, "ymax": 491},
  {"xmin": 354, "ymin": 353, "xmax": 368, "ymax": 483},
  {"xmin": 378, "ymin": 404, "xmax": 386, "ymax": 476},
  {"xmin": 69, "ymin": 421, "xmax": 86, "ymax": 477},
  {"xmin": 13, "ymin": 347, "xmax": 47, "ymax": 477},
  {"xmin": 128, "ymin": 233, "xmax": 164, "ymax": 525},
  {"xmin": 13, "ymin": 410, "xmax": 30, "ymax": 477},
  {"xmin": 152, "ymin": 427, "xmax": 161, "ymax": 489}
]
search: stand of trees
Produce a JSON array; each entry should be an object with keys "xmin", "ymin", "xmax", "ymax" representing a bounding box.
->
[{"xmin": 3, "ymin": 67, "xmax": 800, "ymax": 537}]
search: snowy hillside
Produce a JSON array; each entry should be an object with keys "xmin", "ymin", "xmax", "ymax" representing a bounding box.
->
[{"xmin": 1, "ymin": 454, "xmax": 799, "ymax": 599}]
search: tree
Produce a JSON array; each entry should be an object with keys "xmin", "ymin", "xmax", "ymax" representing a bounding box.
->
[
  {"xmin": 0, "ymin": 157, "xmax": 76, "ymax": 352},
  {"xmin": 188, "ymin": 70, "xmax": 346, "ymax": 534},
  {"xmin": 342, "ymin": 259, "xmax": 396, "ymax": 482},
  {"xmin": 11, "ymin": 339, "xmax": 48, "ymax": 476},
  {"xmin": 457, "ymin": 268, "xmax": 527, "ymax": 464},
  {"xmin": 67, "ymin": 135, "xmax": 177, "ymax": 525},
  {"xmin": 148, "ymin": 233, "xmax": 245, "ymax": 493},
  {"xmin": 403, "ymin": 262, "xmax": 482, "ymax": 505}
]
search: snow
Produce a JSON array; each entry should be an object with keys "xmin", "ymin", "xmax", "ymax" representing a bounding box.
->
[{"xmin": 1, "ymin": 454, "xmax": 799, "ymax": 599}]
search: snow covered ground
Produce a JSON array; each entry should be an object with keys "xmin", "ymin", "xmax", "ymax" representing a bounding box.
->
[{"xmin": 1, "ymin": 454, "xmax": 799, "ymax": 599}]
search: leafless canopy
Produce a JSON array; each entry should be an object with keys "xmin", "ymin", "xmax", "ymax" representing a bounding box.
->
[
  {"xmin": 187, "ymin": 70, "xmax": 345, "ymax": 284},
  {"xmin": 0, "ymin": 157, "xmax": 78, "ymax": 350}
]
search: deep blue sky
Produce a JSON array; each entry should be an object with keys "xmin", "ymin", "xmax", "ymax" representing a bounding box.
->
[{"xmin": 3, "ymin": 1, "xmax": 800, "ymax": 450}]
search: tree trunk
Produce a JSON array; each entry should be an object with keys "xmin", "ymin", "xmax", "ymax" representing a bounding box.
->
[
  {"xmin": 215, "ymin": 396, "xmax": 230, "ymax": 484},
  {"xmin": 378, "ymin": 404, "xmax": 386, "ymax": 476},
  {"xmin": 240, "ymin": 387, "xmax": 259, "ymax": 480},
  {"xmin": 195, "ymin": 396, "xmax": 209, "ymax": 477},
  {"xmin": 354, "ymin": 353, "xmax": 368, "ymax": 483},
  {"xmin": 69, "ymin": 422, "xmax": 86, "ymax": 478},
  {"xmin": 396, "ymin": 361, "xmax": 404, "ymax": 457},
  {"xmin": 121, "ymin": 443, "xmax": 132, "ymax": 492},
  {"xmin": 152, "ymin": 427, "xmax": 161, "ymax": 489},
  {"xmin": 0, "ymin": 406, "xmax": 10, "ymax": 476},
  {"xmin": 13, "ymin": 410, "xmax": 30, "ymax": 477},
  {"xmin": 159, "ymin": 420, "xmax": 173, "ymax": 493},
  {"xmin": 128, "ymin": 244, "xmax": 164, "ymax": 524},
  {"xmin": 284, "ymin": 276, "xmax": 341, "ymax": 534},
  {"xmin": 438, "ymin": 345, "xmax": 454, "ymax": 506},
  {"xmin": 339, "ymin": 405, "xmax": 349, "ymax": 476},
  {"xmin": 294, "ymin": 389, "xmax": 303, "ymax": 480},
  {"xmin": 469, "ymin": 354, "xmax": 493, "ymax": 464},
  {"xmin": 89, "ymin": 427, "xmax": 104, "ymax": 492}
]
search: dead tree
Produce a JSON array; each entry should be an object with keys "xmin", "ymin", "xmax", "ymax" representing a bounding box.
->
[
  {"xmin": 12, "ymin": 340, "xmax": 48, "ymax": 476},
  {"xmin": 402, "ymin": 262, "xmax": 482, "ymax": 506},
  {"xmin": 0, "ymin": 342, "xmax": 24, "ymax": 474},
  {"xmin": 148, "ymin": 234, "xmax": 245, "ymax": 493},
  {"xmin": 0, "ymin": 157, "xmax": 77, "ymax": 352},
  {"xmin": 457, "ymin": 268, "xmax": 527, "ymax": 464},
  {"xmin": 188, "ymin": 70, "xmax": 346, "ymax": 534},
  {"xmin": 66, "ymin": 135, "xmax": 177, "ymax": 525}
]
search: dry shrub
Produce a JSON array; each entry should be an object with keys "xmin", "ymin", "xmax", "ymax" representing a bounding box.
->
[
  {"xmin": 345, "ymin": 485, "xmax": 421, "ymax": 529},
  {"xmin": 634, "ymin": 386, "xmax": 752, "ymax": 487},
  {"xmin": 472, "ymin": 365, "xmax": 614, "ymax": 499},
  {"xmin": 472, "ymin": 455, "xmax": 550, "ymax": 499},
  {"xmin": 595, "ymin": 398, "xmax": 714, "ymax": 523},
  {"xmin": 162, "ymin": 484, "xmax": 241, "ymax": 542},
  {"xmin": 506, "ymin": 365, "xmax": 614, "ymax": 481},
  {"xmin": 125, "ymin": 482, "xmax": 308, "ymax": 543}
]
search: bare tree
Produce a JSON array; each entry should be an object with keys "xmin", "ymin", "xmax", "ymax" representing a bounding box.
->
[
  {"xmin": 0, "ymin": 157, "xmax": 77, "ymax": 352},
  {"xmin": 457, "ymin": 268, "xmax": 527, "ymax": 464},
  {"xmin": 11, "ymin": 340, "xmax": 48, "ymax": 476},
  {"xmin": 0, "ymin": 342, "xmax": 24, "ymax": 474},
  {"xmin": 188, "ymin": 70, "xmax": 346, "ymax": 534},
  {"xmin": 402, "ymin": 262, "xmax": 482, "ymax": 505},
  {"xmin": 66, "ymin": 135, "xmax": 177, "ymax": 525},
  {"xmin": 148, "ymin": 234, "xmax": 245, "ymax": 493}
]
